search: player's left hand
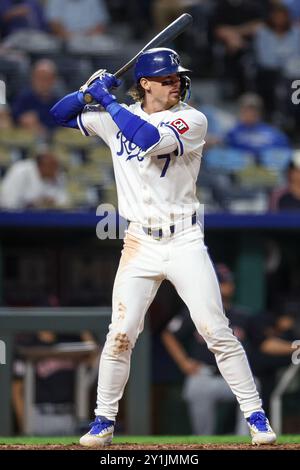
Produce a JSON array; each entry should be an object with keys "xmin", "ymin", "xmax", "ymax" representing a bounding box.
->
[
  {"xmin": 99, "ymin": 73, "xmax": 122, "ymax": 91},
  {"xmin": 80, "ymin": 68, "xmax": 107, "ymax": 93},
  {"xmin": 84, "ymin": 76, "xmax": 121, "ymax": 108}
]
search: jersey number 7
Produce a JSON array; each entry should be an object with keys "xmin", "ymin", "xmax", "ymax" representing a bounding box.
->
[{"xmin": 157, "ymin": 154, "xmax": 171, "ymax": 177}]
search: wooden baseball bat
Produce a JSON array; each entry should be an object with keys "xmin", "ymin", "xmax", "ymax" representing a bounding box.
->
[{"xmin": 83, "ymin": 13, "xmax": 193, "ymax": 104}]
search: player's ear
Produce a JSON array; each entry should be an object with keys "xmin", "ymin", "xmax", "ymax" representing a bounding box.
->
[{"xmin": 140, "ymin": 78, "xmax": 150, "ymax": 92}]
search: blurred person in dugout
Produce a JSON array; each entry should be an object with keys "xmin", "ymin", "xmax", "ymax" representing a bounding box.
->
[
  {"xmin": 12, "ymin": 327, "xmax": 97, "ymax": 435},
  {"xmin": 161, "ymin": 264, "xmax": 250, "ymax": 435},
  {"xmin": 246, "ymin": 304, "xmax": 297, "ymax": 414},
  {"xmin": 0, "ymin": 148, "xmax": 70, "ymax": 209},
  {"xmin": 11, "ymin": 59, "xmax": 61, "ymax": 137}
]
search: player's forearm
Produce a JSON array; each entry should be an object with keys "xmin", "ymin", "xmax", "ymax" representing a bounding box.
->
[
  {"xmin": 85, "ymin": 24, "xmax": 107, "ymax": 36},
  {"xmin": 161, "ymin": 330, "xmax": 189, "ymax": 369},
  {"xmin": 260, "ymin": 337, "xmax": 294, "ymax": 355},
  {"xmin": 106, "ymin": 102, "xmax": 160, "ymax": 151},
  {"xmin": 48, "ymin": 20, "xmax": 70, "ymax": 39},
  {"xmin": 2, "ymin": 5, "xmax": 29, "ymax": 21},
  {"xmin": 106, "ymin": 102, "xmax": 178, "ymax": 155},
  {"xmin": 236, "ymin": 21, "xmax": 262, "ymax": 37},
  {"xmin": 50, "ymin": 92, "xmax": 85, "ymax": 128}
]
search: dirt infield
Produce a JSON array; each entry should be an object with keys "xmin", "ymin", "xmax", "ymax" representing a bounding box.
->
[{"xmin": 0, "ymin": 443, "xmax": 299, "ymax": 450}]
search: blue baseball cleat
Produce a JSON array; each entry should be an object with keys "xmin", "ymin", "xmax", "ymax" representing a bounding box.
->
[
  {"xmin": 247, "ymin": 411, "xmax": 277, "ymax": 445},
  {"xmin": 79, "ymin": 416, "xmax": 115, "ymax": 447}
]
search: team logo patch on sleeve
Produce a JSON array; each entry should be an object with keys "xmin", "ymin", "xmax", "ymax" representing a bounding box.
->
[{"xmin": 170, "ymin": 118, "xmax": 189, "ymax": 134}]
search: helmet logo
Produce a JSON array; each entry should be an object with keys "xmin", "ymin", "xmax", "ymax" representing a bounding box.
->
[{"xmin": 170, "ymin": 54, "xmax": 180, "ymax": 66}]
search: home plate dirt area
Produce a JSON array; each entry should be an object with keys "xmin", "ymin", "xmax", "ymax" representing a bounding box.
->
[{"xmin": 0, "ymin": 443, "xmax": 299, "ymax": 450}]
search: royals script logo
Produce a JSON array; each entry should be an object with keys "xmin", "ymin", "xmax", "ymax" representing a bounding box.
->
[{"xmin": 116, "ymin": 131, "xmax": 145, "ymax": 161}]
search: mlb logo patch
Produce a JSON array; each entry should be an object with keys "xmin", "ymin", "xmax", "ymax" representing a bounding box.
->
[{"xmin": 170, "ymin": 118, "xmax": 189, "ymax": 134}]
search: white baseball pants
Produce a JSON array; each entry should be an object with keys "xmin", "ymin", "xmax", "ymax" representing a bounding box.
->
[{"xmin": 95, "ymin": 222, "xmax": 262, "ymax": 420}]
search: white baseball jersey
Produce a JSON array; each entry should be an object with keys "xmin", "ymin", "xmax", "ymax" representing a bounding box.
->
[{"xmin": 77, "ymin": 101, "xmax": 207, "ymax": 228}]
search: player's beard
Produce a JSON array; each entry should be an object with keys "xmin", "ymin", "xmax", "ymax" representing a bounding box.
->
[{"xmin": 166, "ymin": 89, "xmax": 180, "ymax": 108}]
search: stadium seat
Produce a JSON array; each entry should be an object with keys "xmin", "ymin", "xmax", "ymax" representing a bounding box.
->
[
  {"xmin": 260, "ymin": 148, "xmax": 292, "ymax": 171},
  {"xmin": 204, "ymin": 147, "xmax": 253, "ymax": 173},
  {"xmin": 0, "ymin": 128, "xmax": 36, "ymax": 149},
  {"xmin": 52, "ymin": 128, "xmax": 92, "ymax": 149}
]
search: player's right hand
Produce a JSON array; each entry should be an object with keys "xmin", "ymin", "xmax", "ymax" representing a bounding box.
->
[{"xmin": 84, "ymin": 76, "xmax": 120, "ymax": 108}]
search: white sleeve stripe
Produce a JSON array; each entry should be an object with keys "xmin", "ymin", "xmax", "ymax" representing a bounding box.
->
[
  {"xmin": 161, "ymin": 123, "xmax": 184, "ymax": 156},
  {"xmin": 77, "ymin": 112, "xmax": 90, "ymax": 136}
]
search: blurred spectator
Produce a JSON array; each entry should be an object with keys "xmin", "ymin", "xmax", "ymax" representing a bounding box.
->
[
  {"xmin": 11, "ymin": 59, "xmax": 60, "ymax": 136},
  {"xmin": 152, "ymin": 0, "xmax": 213, "ymax": 63},
  {"xmin": 270, "ymin": 156, "xmax": 300, "ymax": 211},
  {"xmin": 0, "ymin": 103, "xmax": 13, "ymax": 129},
  {"xmin": 199, "ymin": 102, "xmax": 236, "ymax": 148},
  {"xmin": 152, "ymin": 0, "xmax": 188, "ymax": 31},
  {"xmin": 282, "ymin": 0, "xmax": 300, "ymax": 22},
  {"xmin": 254, "ymin": 5, "xmax": 300, "ymax": 116},
  {"xmin": 0, "ymin": 0, "xmax": 47, "ymax": 38},
  {"xmin": 0, "ymin": 47, "xmax": 30, "ymax": 102},
  {"xmin": 46, "ymin": 0, "xmax": 110, "ymax": 39},
  {"xmin": 161, "ymin": 264, "xmax": 250, "ymax": 435},
  {"xmin": 127, "ymin": 0, "xmax": 152, "ymax": 40},
  {"xmin": 0, "ymin": 149, "xmax": 70, "ymax": 209},
  {"xmin": 225, "ymin": 93, "xmax": 290, "ymax": 163},
  {"xmin": 212, "ymin": 0, "xmax": 264, "ymax": 97}
]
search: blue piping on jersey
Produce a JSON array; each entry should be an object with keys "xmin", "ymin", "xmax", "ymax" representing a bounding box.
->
[{"xmin": 78, "ymin": 112, "xmax": 89, "ymax": 136}]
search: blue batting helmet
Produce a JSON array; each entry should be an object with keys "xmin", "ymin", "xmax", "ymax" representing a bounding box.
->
[{"xmin": 134, "ymin": 47, "xmax": 190, "ymax": 81}]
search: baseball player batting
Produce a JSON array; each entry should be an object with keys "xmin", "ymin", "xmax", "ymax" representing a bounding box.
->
[{"xmin": 50, "ymin": 48, "xmax": 276, "ymax": 447}]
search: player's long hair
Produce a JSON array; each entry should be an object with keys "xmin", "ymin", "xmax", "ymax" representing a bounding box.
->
[{"xmin": 127, "ymin": 83, "xmax": 145, "ymax": 102}]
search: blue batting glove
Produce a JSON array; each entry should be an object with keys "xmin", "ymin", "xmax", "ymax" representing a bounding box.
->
[
  {"xmin": 84, "ymin": 74, "xmax": 121, "ymax": 108},
  {"xmin": 100, "ymin": 73, "xmax": 121, "ymax": 90},
  {"xmin": 85, "ymin": 79, "xmax": 116, "ymax": 108}
]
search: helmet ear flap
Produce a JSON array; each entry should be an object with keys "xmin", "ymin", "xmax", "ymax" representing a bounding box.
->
[{"xmin": 180, "ymin": 75, "xmax": 191, "ymax": 102}]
